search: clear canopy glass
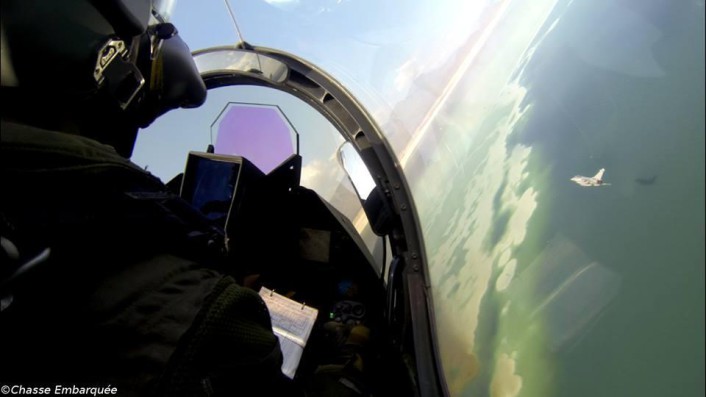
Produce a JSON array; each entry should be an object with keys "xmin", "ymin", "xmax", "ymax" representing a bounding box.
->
[{"xmin": 135, "ymin": 1, "xmax": 705, "ymax": 396}]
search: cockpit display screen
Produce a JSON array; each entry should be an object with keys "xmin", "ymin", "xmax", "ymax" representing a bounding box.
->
[{"xmin": 180, "ymin": 152, "xmax": 243, "ymax": 228}]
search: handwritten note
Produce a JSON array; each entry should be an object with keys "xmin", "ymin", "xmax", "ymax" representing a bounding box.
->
[{"xmin": 259, "ymin": 287, "xmax": 318, "ymax": 378}]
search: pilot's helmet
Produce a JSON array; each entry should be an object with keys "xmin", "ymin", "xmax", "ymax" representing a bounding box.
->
[{"xmin": 1, "ymin": 0, "xmax": 206, "ymax": 154}]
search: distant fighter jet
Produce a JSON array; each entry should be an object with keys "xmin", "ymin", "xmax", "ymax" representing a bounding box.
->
[{"xmin": 571, "ymin": 168, "xmax": 610, "ymax": 187}]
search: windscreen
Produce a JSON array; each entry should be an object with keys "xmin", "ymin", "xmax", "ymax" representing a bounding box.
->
[{"xmin": 132, "ymin": 85, "xmax": 381, "ymax": 270}]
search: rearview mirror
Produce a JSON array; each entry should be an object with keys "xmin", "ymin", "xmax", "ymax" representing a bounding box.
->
[
  {"xmin": 339, "ymin": 142, "xmax": 394, "ymax": 235},
  {"xmin": 339, "ymin": 142, "xmax": 376, "ymax": 200}
]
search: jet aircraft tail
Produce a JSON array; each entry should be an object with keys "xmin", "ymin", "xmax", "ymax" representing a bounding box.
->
[{"xmin": 593, "ymin": 168, "xmax": 606, "ymax": 182}]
